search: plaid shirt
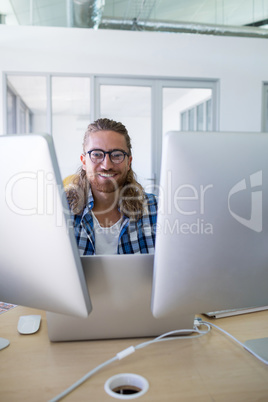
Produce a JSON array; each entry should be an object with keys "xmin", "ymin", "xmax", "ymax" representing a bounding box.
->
[{"xmin": 70, "ymin": 189, "xmax": 158, "ymax": 255}]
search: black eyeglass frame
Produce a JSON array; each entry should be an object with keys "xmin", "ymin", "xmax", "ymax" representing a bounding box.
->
[{"xmin": 87, "ymin": 148, "xmax": 130, "ymax": 164}]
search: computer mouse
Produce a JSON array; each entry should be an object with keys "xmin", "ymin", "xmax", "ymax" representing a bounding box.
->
[
  {"xmin": 17, "ymin": 315, "xmax": 41, "ymax": 335},
  {"xmin": 0, "ymin": 337, "xmax": 9, "ymax": 351}
]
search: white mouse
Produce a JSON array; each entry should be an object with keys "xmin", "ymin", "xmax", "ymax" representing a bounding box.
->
[
  {"xmin": 17, "ymin": 315, "xmax": 41, "ymax": 335},
  {"xmin": 0, "ymin": 337, "xmax": 10, "ymax": 351}
]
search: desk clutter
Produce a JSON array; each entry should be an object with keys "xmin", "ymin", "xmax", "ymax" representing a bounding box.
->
[{"xmin": 0, "ymin": 302, "xmax": 17, "ymax": 315}]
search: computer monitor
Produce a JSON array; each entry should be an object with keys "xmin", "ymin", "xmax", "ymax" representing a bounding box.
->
[
  {"xmin": 152, "ymin": 131, "xmax": 268, "ymax": 318},
  {"xmin": 0, "ymin": 133, "xmax": 91, "ymax": 317}
]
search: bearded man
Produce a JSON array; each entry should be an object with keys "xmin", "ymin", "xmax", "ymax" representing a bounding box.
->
[{"xmin": 66, "ymin": 118, "xmax": 157, "ymax": 255}]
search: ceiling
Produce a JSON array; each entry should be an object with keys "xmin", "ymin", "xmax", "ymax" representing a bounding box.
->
[
  {"xmin": 1, "ymin": 0, "xmax": 268, "ymax": 36},
  {"xmin": 3, "ymin": 1, "xmax": 268, "ymax": 126}
]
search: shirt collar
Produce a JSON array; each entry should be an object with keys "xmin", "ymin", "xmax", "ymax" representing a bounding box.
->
[
  {"xmin": 82, "ymin": 186, "xmax": 130, "ymax": 222},
  {"xmin": 82, "ymin": 187, "xmax": 94, "ymax": 219}
]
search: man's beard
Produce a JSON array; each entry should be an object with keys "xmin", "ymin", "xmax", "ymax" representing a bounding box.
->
[{"xmin": 88, "ymin": 170, "xmax": 128, "ymax": 194}]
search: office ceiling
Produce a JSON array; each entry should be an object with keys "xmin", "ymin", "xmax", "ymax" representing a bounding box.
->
[
  {"xmin": 1, "ymin": 0, "xmax": 268, "ymax": 35},
  {"xmin": 3, "ymin": 0, "xmax": 268, "ymax": 121}
]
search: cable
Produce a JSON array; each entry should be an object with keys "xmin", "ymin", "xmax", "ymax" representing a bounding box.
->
[
  {"xmin": 201, "ymin": 320, "xmax": 268, "ymax": 366},
  {"xmin": 50, "ymin": 320, "xmax": 267, "ymax": 402},
  {"xmin": 49, "ymin": 323, "xmax": 210, "ymax": 402},
  {"xmin": 49, "ymin": 356, "xmax": 118, "ymax": 402},
  {"xmin": 135, "ymin": 322, "xmax": 211, "ymax": 351}
]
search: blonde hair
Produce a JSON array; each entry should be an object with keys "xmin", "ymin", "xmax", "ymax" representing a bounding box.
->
[{"xmin": 66, "ymin": 118, "xmax": 145, "ymax": 219}]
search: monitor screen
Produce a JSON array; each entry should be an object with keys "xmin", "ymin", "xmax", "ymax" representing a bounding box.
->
[
  {"xmin": 152, "ymin": 131, "xmax": 268, "ymax": 318},
  {"xmin": 0, "ymin": 134, "xmax": 91, "ymax": 317}
]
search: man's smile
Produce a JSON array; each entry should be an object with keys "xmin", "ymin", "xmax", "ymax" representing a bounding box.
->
[{"xmin": 97, "ymin": 172, "xmax": 117, "ymax": 178}]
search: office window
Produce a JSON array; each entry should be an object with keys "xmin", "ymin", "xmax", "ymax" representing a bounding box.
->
[
  {"xmin": 4, "ymin": 74, "xmax": 218, "ymax": 186},
  {"xmin": 163, "ymin": 87, "xmax": 213, "ymax": 134},
  {"xmin": 19, "ymin": 99, "xmax": 32, "ymax": 134},
  {"xmin": 188, "ymin": 108, "xmax": 195, "ymax": 130},
  {"xmin": 4, "ymin": 74, "xmax": 91, "ymax": 179},
  {"xmin": 181, "ymin": 111, "xmax": 187, "ymax": 131},
  {"xmin": 7, "ymin": 87, "xmax": 16, "ymax": 134},
  {"xmin": 178, "ymin": 95, "xmax": 212, "ymax": 132},
  {"xmin": 52, "ymin": 76, "xmax": 91, "ymax": 178},
  {"xmin": 6, "ymin": 84, "xmax": 32, "ymax": 134},
  {"xmin": 6, "ymin": 75, "xmax": 47, "ymax": 134},
  {"xmin": 206, "ymin": 99, "xmax": 212, "ymax": 131},
  {"xmin": 99, "ymin": 83, "xmax": 152, "ymax": 189},
  {"xmin": 197, "ymin": 103, "xmax": 204, "ymax": 130}
]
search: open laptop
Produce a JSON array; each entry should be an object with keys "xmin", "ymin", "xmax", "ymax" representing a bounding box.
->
[{"xmin": 47, "ymin": 255, "xmax": 195, "ymax": 342}]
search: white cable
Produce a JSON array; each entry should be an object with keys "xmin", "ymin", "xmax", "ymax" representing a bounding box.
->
[
  {"xmin": 117, "ymin": 345, "xmax": 136, "ymax": 360},
  {"xmin": 201, "ymin": 320, "xmax": 268, "ymax": 365},
  {"xmin": 50, "ymin": 319, "xmax": 268, "ymax": 402},
  {"xmin": 49, "ymin": 324, "xmax": 209, "ymax": 402},
  {"xmin": 135, "ymin": 323, "xmax": 211, "ymax": 350},
  {"xmin": 49, "ymin": 356, "xmax": 117, "ymax": 402}
]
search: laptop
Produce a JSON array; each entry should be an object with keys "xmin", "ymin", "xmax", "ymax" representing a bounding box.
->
[{"xmin": 47, "ymin": 255, "xmax": 195, "ymax": 341}]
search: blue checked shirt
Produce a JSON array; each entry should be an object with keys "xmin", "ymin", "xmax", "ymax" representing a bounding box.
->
[{"xmin": 70, "ymin": 189, "xmax": 158, "ymax": 255}]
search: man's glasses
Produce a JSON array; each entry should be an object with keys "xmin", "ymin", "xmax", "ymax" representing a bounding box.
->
[{"xmin": 87, "ymin": 149, "xmax": 130, "ymax": 164}]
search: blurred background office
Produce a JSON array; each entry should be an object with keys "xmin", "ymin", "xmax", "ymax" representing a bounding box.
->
[{"xmin": 1, "ymin": 0, "xmax": 268, "ymax": 189}]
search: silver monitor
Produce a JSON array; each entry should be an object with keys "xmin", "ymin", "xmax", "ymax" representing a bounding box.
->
[
  {"xmin": 152, "ymin": 131, "xmax": 268, "ymax": 318},
  {"xmin": 0, "ymin": 134, "xmax": 91, "ymax": 317}
]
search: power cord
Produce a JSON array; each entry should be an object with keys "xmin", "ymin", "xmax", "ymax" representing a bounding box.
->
[
  {"xmin": 201, "ymin": 320, "xmax": 268, "ymax": 365},
  {"xmin": 49, "ymin": 322, "xmax": 210, "ymax": 402},
  {"xmin": 49, "ymin": 320, "xmax": 268, "ymax": 402}
]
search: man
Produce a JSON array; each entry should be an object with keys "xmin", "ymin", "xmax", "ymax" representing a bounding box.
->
[{"xmin": 66, "ymin": 118, "xmax": 157, "ymax": 255}]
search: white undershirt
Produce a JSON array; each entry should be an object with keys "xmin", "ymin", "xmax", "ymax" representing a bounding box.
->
[{"xmin": 92, "ymin": 211, "xmax": 121, "ymax": 255}]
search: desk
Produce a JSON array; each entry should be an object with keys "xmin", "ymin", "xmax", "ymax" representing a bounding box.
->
[{"xmin": 0, "ymin": 306, "xmax": 268, "ymax": 402}]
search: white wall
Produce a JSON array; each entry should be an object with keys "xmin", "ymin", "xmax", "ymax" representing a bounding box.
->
[{"xmin": 0, "ymin": 25, "xmax": 267, "ymax": 134}]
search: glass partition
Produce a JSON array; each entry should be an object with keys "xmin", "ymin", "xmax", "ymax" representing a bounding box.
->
[
  {"xmin": 99, "ymin": 84, "xmax": 152, "ymax": 190},
  {"xmin": 162, "ymin": 87, "xmax": 212, "ymax": 134},
  {"xmin": 51, "ymin": 76, "xmax": 91, "ymax": 178},
  {"xmin": 4, "ymin": 73, "xmax": 218, "ymax": 187},
  {"xmin": 6, "ymin": 75, "xmax": 47, "ymax": 134}
]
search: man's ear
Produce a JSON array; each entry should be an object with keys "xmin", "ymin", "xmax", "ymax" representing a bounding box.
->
[
  {"xmin": 80, "ymin": 154, "xmax": 86, "ymax": 171},
  {"xmin": 128, "ymin": 155, "xmax": 133, "ymax": 171}
]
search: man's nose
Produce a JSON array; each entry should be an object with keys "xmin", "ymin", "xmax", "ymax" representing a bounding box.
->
[{"xmin": 101, "ymin": 153, "xmax": 114, "ymax": 169}]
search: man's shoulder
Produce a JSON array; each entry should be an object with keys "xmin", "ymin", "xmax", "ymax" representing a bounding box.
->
[
  {"xmin": 144, "ymin": 192, "xmax": 158, "ymax": 205},
  {"xmin": 143, "ymin": 193, "xmax": 158, "ymax": 217}
]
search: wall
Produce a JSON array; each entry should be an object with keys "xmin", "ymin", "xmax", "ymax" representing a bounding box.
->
[{"xmin": 0, "ymin": 24, "xmax": 268, "ymax": 135}]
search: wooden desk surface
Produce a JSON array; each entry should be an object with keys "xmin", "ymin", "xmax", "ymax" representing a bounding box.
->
[{"xmin": 0, "ymin": 306, "xmax": 268, "ymax": 402}]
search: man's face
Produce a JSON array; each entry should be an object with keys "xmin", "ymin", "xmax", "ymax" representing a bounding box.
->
[{"xmin": 81, "ymin": 130, "xmax": 132, "ymax": 194}]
